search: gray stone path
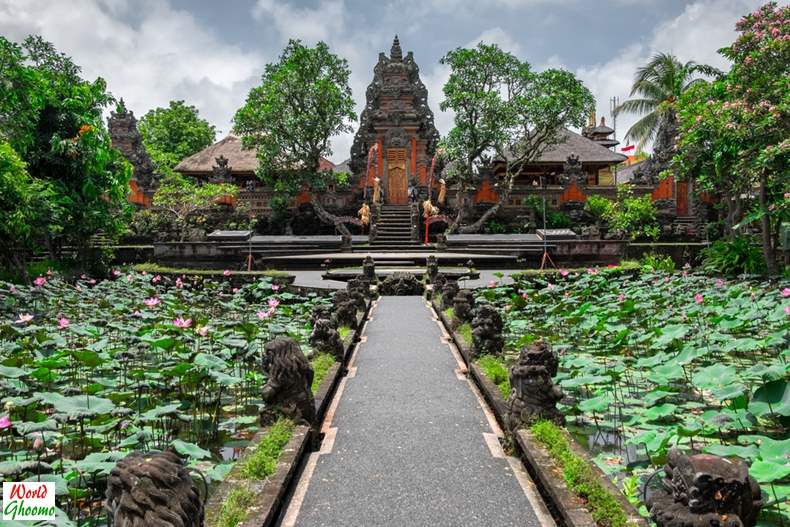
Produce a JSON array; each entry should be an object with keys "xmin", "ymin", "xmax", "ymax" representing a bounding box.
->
[{"xmin": 283, "ymin": 296, "xmax": 550, "ymax": 527}]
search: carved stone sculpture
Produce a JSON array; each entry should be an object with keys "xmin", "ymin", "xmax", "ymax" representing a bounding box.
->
[
  {"xmin": 505, "ymin": 341, "xmax": 564, "ymax": 432},
  {"xmin": 559, "ymin": 153, "xmax": 586, "ymax": 188},
  {"xmin": 471, "ymin": 304, "xmax": 504, "ymax": 357},
  {"xmin": 378, "ymin": 272, "xmax": 423, "ymax": 296},
  {"xmin": 310, "ymin": 319, "xmax": 345, "ymax": 361},
  {"xmin": 106, "ymin": 450, "xmax": 204, "ymax": 527},
  {"xmin": 431, "ymin": 272, "xmax": 447, "ymax": 302},
  {"xmin": 435, "ymin": 232, "xmax": 447, "ymax": 251},
  {"xmin": 210, "ymin": 155, "xmax": 232, "ymax": 183},
  {"xmin": 108, "ymin": 102, "xmax": 159, "ymax": 193},
  {"xmin": 646, "ymin": 449, "xmax": 762, "ymax": 527},
  {"xmin": 363, "ymin": 256, "xmax": 376, "ymax": 280},
  {"xmin": 260, "ymin": 337, "xmax": 315, "ymax": 425},
  {"xmin": 346, "ymin": 278, "xmax": 368, "ymax": 311},
  {"xmin": 441, "ymin": 281, "xmax": 459, "ymax": 310},
  {"xmin": 332, "ymin": 290, "xmax": 359, "ymax": 328},
  {"xmin": 452, "ymin": 289, "xmax": 475, "ymax": 324},
  {"xmin": 426, "ymin": 255, "xmax": 439, "ymax": 283},
  {"xmin": 311, "ymin": 303, "xmax": 336, "ymax": 328}
]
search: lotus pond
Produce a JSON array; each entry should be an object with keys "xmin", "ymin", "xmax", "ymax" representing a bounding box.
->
[
  {"xmin": 478, "ymin": 268, "xmax": 790, "ymax": 525},
  {"xmin": 0, "ymin": 271, "xmax": 333, "ymax": 525}
]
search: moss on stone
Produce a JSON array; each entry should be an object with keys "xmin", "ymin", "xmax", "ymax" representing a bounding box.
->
[{"xmin": 311, "ymin": 353, "xmax": 336, "ymax": 394}]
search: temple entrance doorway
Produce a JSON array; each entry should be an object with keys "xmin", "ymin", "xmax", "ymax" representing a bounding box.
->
[{"xmin": 387, "ymin": 149, "xmax": 408, "ymax": 204}]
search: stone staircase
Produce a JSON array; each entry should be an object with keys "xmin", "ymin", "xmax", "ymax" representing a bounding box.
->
[
  {"xmin": 371, "ymin": 205, "xmax": 421, "ymax": 248},
  {"xmin": 671, "ymin": 215, "xmax": 700, "ymax": 237}
]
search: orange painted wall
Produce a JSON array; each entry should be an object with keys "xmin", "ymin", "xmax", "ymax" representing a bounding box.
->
[
  {"xmin": 651, "ymin": 176, "xmax": 674, "ymax": 200},
  {"xmin": 128, "ymin": 180, "xmax": 152, "ymax": 207},
  {"xmin": 410, "ymin": 136, "xmax": 417, "ymax": 178},
  {"xmin": 295, "ymin": 189, "xmax": 313, "ymax": 206},
  {"xmin": 559, "ymin": 181, "xmax": 587, "ymax": 203},
  {"xmin": 474, "ymin": 178, "xmax": 499, "ymax": 202}
]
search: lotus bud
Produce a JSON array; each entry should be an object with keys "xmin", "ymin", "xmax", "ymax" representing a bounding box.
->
[{"xmin": 33, "ymin": 433, "xmax": 44, "ymax": 452}]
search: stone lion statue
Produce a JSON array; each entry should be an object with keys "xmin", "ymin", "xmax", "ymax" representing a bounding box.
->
[
  {"xmin": 505, "ymin": 340, "xmax": 564, "ymax": 432},
  {"xmin": 260, "ymin": 337, "xmax": 315, "ymax": 425},
  {"xmin": 106, "ymin": 450, "xmax": 204, "ymax": 527},
  {"xmin": 310, "ymin": 318, "xmax": 344, "ymax": 361},
  {"xmin": 471, "ymin": 304, "xmax": 504, "ymax": 357}
]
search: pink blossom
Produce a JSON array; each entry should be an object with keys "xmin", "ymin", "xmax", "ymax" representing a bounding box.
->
[
  {"xmin": 586, "ymin": 267, "xmax": 598, "ymax": 275},
  {"xmin": 144, "ymin": 297, "xmax": 160, "ymax": 307},
  {"xmin": 272, "ymin": 284, "xmax": 280, "ymax": 292},
  {"xmin": 0, "ymin": 415, "xmax": 10, "ymax": 429},
  {"xmin": 268, "ymin": 298, "xmax": 280, "ymax": 308},
  {"xmin": 173, "ymin": 317, "xmax": 192, "ymax": 329},
  {"xmin": 33, "ymin": 276, "xmax": 46, "ymax": 287},
  {"xmin": 196, "ymin": 325, "xmax": 209, "ymax": 337},
  {"xmin": 487, "ymin": 280, "xmax": 496, "ymax": 288},
  {"xmin": 88, "ymin": 279, "xmax": 96, "ymax": 285},
  {"xmin": 521, "ymin": 292, "xmax": 529, "ymax": 299},
  {"xmin": 223, "ymin": 269, "xmax": 232, "ymax": 276},
  {"xmin": 257, "ymin": 309, "xmax": 273, "ymax": 320},
  {"xmin": 785, "ymin": 305, "xmax": 790, "ymax": 316},
  {"xmin": 16, "ymin": 313, "xmax": 33, "ymax": 324},
  {"xmin": 80, "ymin": 274, "xmax": 87, "ymax": 280},
  {"xmin": 58, "ymin": 317, "xmax": 70, "ymax": 329},
  {"xmin": 682, "ymin": 271, "xmax": 689, "ymax": 278},
  {"xmin": 46, "ymin": 269, "xmax": 53, "ymax": 277},
  {"xmin": 781, "ymin": 288, "xmax": 790, "ymax": 298},
  {"xmin": 715, "ymin": 279, "xmax": 725, "ymax": 288},
  {"xmin": 560, "ymin": 269, "xmax": 569, "ymax": 277},
  {"xmin": 152, "ymin": 274, "xmax": 161, "ymax": 283},
  {"xmin": 175, "ymin": 277, "xmax": 183, "ymax": 289},
  {"xmin": 127, "ymin": 273, "xmax": 134, "ymax": 280},
  {"xmin": 232, "ymin": 287, "xmax": 239, "ymax": 293},
  {"xmin": 112, "ymin": 270, "xmax": 122, "ymax": 277},
  {"xmin": 618, "ymin": 293, "xmax": 625, "ymax": 303},
  {"xmin": 33, "ymin": 433, "xmax": 44, "ymax": 452},
  {"xmin": 694, "ymin": 293, "xmax": 704, "ymax": 304},
  {"xmin": 9, "ymin": 285, "xmax": 16, "ymax": 294},
  {"xmin": 547, "ymin": 283, "xmax": 555, "ymax": 290},
  {"xmin": 132, "ymin": 310, "xmax": 141, "ymax": 317},
  {"xmin": 141, "ymin": 271, "xmax": 147, "ymax": 276}
]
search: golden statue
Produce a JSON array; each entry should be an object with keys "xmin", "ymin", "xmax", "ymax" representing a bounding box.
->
[
  {"xmin": 438, "ymin": 178, "xmax": 446, "ymax": 206},
  {"xmin": 358, "ymin": 202, "xmax": 370, "ymax": 226},
  {"xmin": 422, "ymin": 199, "xmax": 439, "ymax": 219},
  {"xmin": 373, "ymin": 177, "xmax": 381, "ymax": 204}
]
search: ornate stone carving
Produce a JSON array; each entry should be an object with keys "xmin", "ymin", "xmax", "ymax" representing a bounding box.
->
[
  {"xmin": 441, "ymin": 281, "xmax": 459, "ymax": 310},
  {"xmin": 431, "ymin": 272, "xmax": 447, "ymax": 302},
  {"xmin": 332, "ymin": 290, "xmax": 359, "ymax": 329},
  {"xmin": 311, "ymin": 303, "xmax": 336, "ymax": 328},
  {"xmin": 559, "ymin": 153, "xmax": 586, "ymax": 188},
  {"xmin": 435, "ymin": 232, "xmax": 447, "ymax": 251},
  {"xmin": 363, "ymin": 256, "xmax": 376, "ymax": 281},
  {"xmin": 210, "ymin": 155, "xmax": 232, "ymax": 183},
  {"xmin": 646, "ymin": 449, "xmax": 762, "ymax": 527},
  {"xmin": 108, "ymin": 101, "xmax": 158, "ymax": 193},
  {"xmin": 385, "ymin": 128, "xmax": 409, "ymax": 148},
  {"xmin": 346, "ymin": 278, "xmax": 368, "ymax": 311},
  {"xmin": 106, "ymin": 450, "xmax": 204, "ymax": 527},
  {"xmin": 260, "ymin": 337, "xmax": 315, "ymax": 424},
  {"xmin": 426, "ymin": 255, "xmax": 439, "ymax": 283},
  {"xmin": 348, "ymin": 276, "xmax": 372, "ymax": 299},
  {"xmin": 471, "ymin": 304, "xmax": 504, "ymax": 357},
  {"xmin": 310, "ymin": 319, "xmax": 344, "ymax": 361},
  {"xmin": 378, "ymin": 272, "xmax": 424, "ymax": 296},
  {"xmin": 452, "ymin": 289, "xmax": 475, "ymax": 324},
  {"xmin": 505, "ymin": 340, "xmax": 564, "ymax": 432}
]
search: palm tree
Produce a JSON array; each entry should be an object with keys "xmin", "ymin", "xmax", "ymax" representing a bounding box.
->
[{"xmin": 615, "ymin": 53, "xmax": 720, "ymax": 148}]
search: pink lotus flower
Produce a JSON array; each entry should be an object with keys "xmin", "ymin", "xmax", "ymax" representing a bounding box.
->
[
  {"xmin": 16, "ymin": 313, "xmax": 33, "ymax": 324},
  {"xmin": 0, "ymin": 415, "xmax": 11, "ymax": 429},
  {"xmin": 88, "ymin": 279, "xmax": 96, "ymax": 285},
  {"xmin": 144, "ymin": 297, "xmax": 160, "ymax": 307},
  {"xmin": 232, "ymin": 287, "xmax": 239, "ymax": 293},
  {"xmin": 785, "ymin": 305, "xmax": 790, "ymax": 316},
  {"xmin": 173, "ymin": 317, "xmax": 192, "ymax": 328},
  {"xmin": 586, "ymin": 267, "xmax": 599, "ymax": 275},
  {"xmin": 268, "ymin": 298, "xmax": 280, "ymax": 308},
  {"xmin": 9, "ymin": 285, "xmax": 16, "ymax": 294},
  {"xmin": 132, "ymin": 310, "xmax": 141, "ymax": 317},
  {"xmin": 33, "ymin": 276, "xmax": 46, "ymax": 287},
  {"xmin": 46, "ymin": 269, "xmax": 53, "ymax": 277},
  {"xmin": 33, "ymin": 433, "xmax": 44, "ymax": 452},
  {"xmin": 80, "ymin": 274, "xmax": 88, "ymax": 280},
  {"xmin": 521, "ymin": 292, "xmax": 529, "ymax": 299},
  {"xmin": 141, "ymin": 271, "xmax": 147, "ymax": 276},
  {"xmin": 560, "ymin": 269, "xmax": 569, "ymax": 277},
  {"xmin": 223, "ymin": 269, "xmax": 232, "ymax": 276},
  {"xmin": 257, "ymin": 309, "xmax": 273, "ymax": 320},
  {"xmin": 196, "ymin": 325, "xmax": 209, "ymax": 337},
  {"xmin": 272, "ymin": 284, "xmax": 280, "ymax": 292},
  {"xmin": 694, "ymin": 293, "xmax": 704, "ymax": 304},
  {"xmin": 547, "ymin": 283, "xmax": 555, "ymax": 290},
  {"xmin": 782, "ymin": 288, "xmax": 790, "ymax": 298},
  {"xmin": 175, "ymin": 277, "xmax": 183, "ymax": 289},
  {"xmin": 487, "ymin": 280, "xmax": 496, "ymax": 288},
  {"xmin": 127, "ymin": 273, "xmax": 134, "ymax": 280},
  {"xmin": 58, "ymin": 317, "xmax": 70, "ymax": 329},
  {"xmin": 112, "ymin": 269, "xmax": 121, "ymax": 277},
  {"xmin": 715, "ymin": 279, "xmax": 725, "ymax": 288},
  {"xmin": 152, "ymin": 274, "xmax": 161, "ymax": 283},
  {"xmin": 618, "ymin": 293, "xmax": 625, "ymax": 303}
]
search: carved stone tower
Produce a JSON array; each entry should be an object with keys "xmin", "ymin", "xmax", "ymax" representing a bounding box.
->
[{"xmin": 350, "ymin": 36, "xmax": 440, "ymax": 204}]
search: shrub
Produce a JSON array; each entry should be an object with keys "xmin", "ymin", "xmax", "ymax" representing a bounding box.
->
[
  {"xmin": 239, "ymin": 418, "xmax": 294, "ymax": 480},
  {"xmin": 605, "ymin": 185, "xmax": 659, "ymax": 240},
  {"xmin": 477, "ymin": 355, "xmax": 511, "ymax": 398},
  {"xmin": 585, "ymin": 195, "xmax": 614, "ymax": 224},
  {"xmin": 640, "ymin": 253, "xmax": 676, "ymax": 272},
  {"xmin": 702, "ymin": 236, "xmax": 766, "ymax": 275}
]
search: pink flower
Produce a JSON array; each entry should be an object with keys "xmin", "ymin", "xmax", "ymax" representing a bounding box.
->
[
  {"xmin": 175, "ymin": 277, "xmax": 183, "ymax": 289},
  {"xmin": 152, "ymin": 274, "xmax": 161, "ymax": 283},
  {"xmin": 232, "ymin": 287, "xmax": 239, "ymax": 293},
  {"xmin": 586, "ymin": 267, "xmax": 599, "ymax": 275},
  {"xmin": 487, "ymin": 280, "xmax": 496, "ymax": 288},
  {"xmin": 521, "ymin": 292, "xmax": 529, "ymax": 299},
  {"xmin": 272, "ymin": 284, "xmax": 280, "ymax": 292},
  {"xmin": 80, "ymin": 274, "xmax": 87, "ymax": 280},
  {"xmin": 547, "ymin": 283, "xmax": 555, "ymax": 290},
  {"xmin": 33, "ymin": 276, "xmax": 46, "ymax": 287},
  {"xmin": 141, "ymin": 271, "xmax": 147, "ymax": 276},
  {"xmin": 127, "ymin": 273, "xmax": 134, "ymax": 280},
  {"xmin": 132, "ymin": 310, "xmax": 141, "ymax": 317},
  {"xmin": 694, "ymin": 293, "xmax": 704, "ymax": 304},
  {"xmin": 785, "ymin": 305, "xmax": 790, "ymax": 316},
  {"xmin": 16, "ymin": 313, "xmax": 33, "ymax": 324},
  {"xmin": 173, "ymin": 317, "xmax": 192, "ymax": 328},
  {"xmin": 618, "ymin": 293, "xmax": 625, "ymax": 303},
  {"xmin": 268, "ymin": 298, "xmax": 280, "ymax": 308},
  {"xmin": 715, "ymin": 279, "xmax": 725, "ymax": 288},
  {"xmin": 782, "ymin": 288, "xmax": 790, "ymax": 298},
  {"xmin": 144, "ymin": 297, "xmax": 160, "ymax": 307},
  {"xmin": 196, "ymin": 325, "xmax": 209, "ymax": 337},
  {"xmin": 58, "ymin": 317, "xmax": 70, "ymax": 329},
  {"xmin": 88, "ymin": 279, "xmax": 96, "ymax": 285},
  {"xmin": 223, "ymin": 269, "xmax": 232, "ymax": 276},
  {"xmin": 112, "ymin": 269, "xmax": 121, "ymax": 277},
  {"xmin": 257, "ymin": 309, "xmax": 273, "ymax": 320},
  {"xmin": 560, "ymin": 269, "xmax": 569, "ymax": 277},
  {"xmin": 46, "ymin": 269, "xmax": 53, "ymax": 277},
  {"xmin": 9, "ymin": 285, "xmax": 16, "ymax": 294},
  {"xmin": 0, "ymin": 415, "xmax": 11, "ymax": 429},
  {"xmin": 33, "ymin": 433, "xmax": 44, "ymax": 452}
]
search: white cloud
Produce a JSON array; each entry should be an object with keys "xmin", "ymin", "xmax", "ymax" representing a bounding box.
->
[
  {"xmin": 0, "ymin": 0, "xmax": 265, "ymax": 136},
  {"xmin": 253, "ymin": 0, "xmax": 346, "ymax": 43}
]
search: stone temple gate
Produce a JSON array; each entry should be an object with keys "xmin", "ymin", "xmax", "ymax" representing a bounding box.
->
[{"xmin": 350, "ymin": 36, "xmax": 440, "ymax": 205}]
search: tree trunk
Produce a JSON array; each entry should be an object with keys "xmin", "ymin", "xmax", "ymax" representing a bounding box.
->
[
  {"xmin": 458, "ymin": 193, "xmax": 506, "ymax": 234},
  {"xmin": 310, "ymin": 199, "xmax": 351, "ymax": 237},
  {"xmin": 758, "ymin": 170, "xmax": 777, "ymax": 275}
]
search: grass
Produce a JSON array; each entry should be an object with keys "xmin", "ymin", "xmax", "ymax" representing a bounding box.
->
[
  {"xmin": 238, "ymin": 418, "xmax": 295, "ymax": 480},
  {"xmin": 338, "ymin": 325, "xmax": 352, "ymax": 341},
  {"xmin": 310, "ymin": 353, "xmax": 337, "ymax": 394},
  {"xmin": 133, "ymin": 263, "xmax": 291, "ymax": 277},
  {"xmin": 456, "ymin": 322, "xmax": 472, "ymax": 346},
  {"xmin": 215, "ymin": 486, "xmax": 255, "ymax": 527},
  {"xmin": 511, "ymin": 260, "xmax": 640, "ymax": 279},
  {"xmin": 443, "ymin": 307, "xmax": 454, "ymax": 319},
  {"xmin": 530, "ymin": 421, "xmax": 630, "ymax": 527},
  {"xmin": 476, "ymin": 355, "xmax": 511, "ymax": 398}
]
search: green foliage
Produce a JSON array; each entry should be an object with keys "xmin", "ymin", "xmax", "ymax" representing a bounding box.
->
[
  {"xmin": 138, "ymin": 100, "xmax": 216, "ymax": 173},
  {"xmin": 523, "ymin": 195, "xmax": 573, "ymax": 229},
  {"xmin": 531, "ymin": 421, "xmax": 630, "ymax": 527},
  {"xmin": 215, "ymin": 486, "xmax": 255, "ymax": 527},
  {"xmin": 151, "ymin": 173, "xmax": 238, "ymax": 241},
  {"xmin": 585, "ymin": 195, "xmax": 614, "ymax": 224},
  {"xmin": 310, "ymin": 353, "xmax": 336, "ymax": 394},
  {"xmin": 239, "ymin": 418, "xmax": 294, "ymax": 480},
  {"xmin": 702, "ymin": 236, "xmax": 766, "ymax": 275},
  {"xmin": 604, "ymin": 185, "xmax": 659, "ymax": 240},
  {"xmin": 484, "ymin": 219, "xmax": 507, "ymax": 234},
  {"xmin": 456, "ymin": 322, "xmax": 472, "ymax": 345},
  {"xmin": 233, "ymin": 40, "xmax": 355, "ymax": 214},
  {"xmin": 640, "ymin": 253, "xmax": 676, "ymax": 272},
  {"xmin": 476, "ymin": 355, "xmax": 511, "ymax": 398}
]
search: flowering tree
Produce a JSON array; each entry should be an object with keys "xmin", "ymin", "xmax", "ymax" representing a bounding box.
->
[{"xmin": 673, "ymin": 2, "xmax": 789, "ymax": 274}]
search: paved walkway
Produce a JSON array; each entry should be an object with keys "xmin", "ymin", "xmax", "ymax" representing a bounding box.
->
[{"xmin": 282, "ymin": 296, "xmax": 551, "ymax": 527}]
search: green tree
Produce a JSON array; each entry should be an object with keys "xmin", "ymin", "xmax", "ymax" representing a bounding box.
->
[
  {"xmin": 604, "ymin": 185, "xmax": 660, "ymax": 240},
  {"xmin": 139, "ymin": 100, "xmax": 216, "ymax": 173},
  {"xmin": 614, "ymin": 52, "xmax": 720, "ymax": 149},
  {"xmin": 152, "ymin": 174, "xmax": 238, "ymax": 241},
  {"xmin": 0, "ymin": 35, "xmax": 131, "ymax": 269},
  {"xmin": 440, "ymin": 43, "xmax": 594, "ymax": 233},
  {"xmin": 233, "ymin": 39, "xmax": 355, "ymax": 229}
]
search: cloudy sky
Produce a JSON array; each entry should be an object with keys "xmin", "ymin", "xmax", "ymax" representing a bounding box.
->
[{"xmin": 0, "ymin": 0, "xmax": 762, "ymax": 162}]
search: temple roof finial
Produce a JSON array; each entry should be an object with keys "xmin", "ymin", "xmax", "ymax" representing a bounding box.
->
[{"xmin": 390, "ymin": 35, "xmax": 403, "ymax": 61}]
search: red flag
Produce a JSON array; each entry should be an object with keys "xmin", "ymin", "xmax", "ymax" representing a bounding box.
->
[{"xmin": 620, "ymin": 143, "xmax": 635, "ymax": 153}]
